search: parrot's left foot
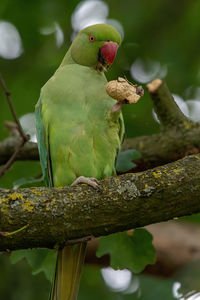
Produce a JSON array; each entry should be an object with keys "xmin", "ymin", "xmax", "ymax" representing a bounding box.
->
[{"xmin": 71, "ymin": 176, "xmax": 101, "ymax": 190}]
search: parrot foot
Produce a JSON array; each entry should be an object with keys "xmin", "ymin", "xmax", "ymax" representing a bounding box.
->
[
  {"xmin": 71, "ymin": 176, "xmax": 101, "ymax": 190},
  {"xmin": 111, "ymin": 101, "xmax": 123, "ymax": 113}
]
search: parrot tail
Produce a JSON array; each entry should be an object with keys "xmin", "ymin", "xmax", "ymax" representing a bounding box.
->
[{"xmin": 50, "ymin": 242, "xmax": 87, "ymax": 300}]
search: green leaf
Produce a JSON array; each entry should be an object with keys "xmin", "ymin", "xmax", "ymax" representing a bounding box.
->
[
  {"xmin": 116, "ymin": 149, "xmax": 141, "ymax": 172},
  {"xmin": 10, "ymin": 249, "xmax": 57, "ymax": 282},
  {"xmin": 96, "ymin": 229, "xmax": 156, "ymax": 273}
]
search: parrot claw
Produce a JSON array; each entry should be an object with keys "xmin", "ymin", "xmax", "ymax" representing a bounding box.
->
[
  {"xmin": 111, "ymin": 101, "xmax": 123, "ymax": 113},
  {"xmin": 71, "ymin": 176, "xmax": 102, "ymax": 191}
]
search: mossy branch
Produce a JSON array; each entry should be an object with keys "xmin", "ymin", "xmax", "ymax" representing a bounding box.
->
[
  {"xmin": 146, "ymin": 79, "xmax": 189, "ymax": 129},
  {"xmin": 0, "ymin": 154, "xmax": 200, "ymax": 251}
]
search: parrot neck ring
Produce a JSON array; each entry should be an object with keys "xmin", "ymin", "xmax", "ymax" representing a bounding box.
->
[{"xmin": 97, "ymin": 41, "xmax": 118, "ymax": 72}]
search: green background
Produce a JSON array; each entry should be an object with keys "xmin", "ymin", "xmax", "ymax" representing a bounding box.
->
[{"xmin": 1, "ymin": 0, "xmax": 200, "ymax": 299}]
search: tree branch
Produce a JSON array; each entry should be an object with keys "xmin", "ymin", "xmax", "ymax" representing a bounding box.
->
[
  {"xmin": 0, "ymin": 137, "xmax": 39, "ymax": 165},
  {"xmin": 122, "ymin": 126, "xmax": 200, "ymax": 171},
  {"xmin": 1, "ymin": 128, "xmax": 200, "ymax": 173},
  {"xmin": 0, "ymin": 154, "xmax": 200, "ymax": 251},
  {"xmin": 0, "ymin": 73, "xmax": 27, "ymax": 141},
  {"xmin": 0, "ymin": 139, "xmax": 27, "ymax": 178},
  {"xmin": 0, "ymin": 80, "xmax": 199, "ymax": 172},
  {"xmin": 146, "ymin": 79, "xmax": 189, "ymax": 128},
  {"xmin": 122, "ymin": 79, "xmax": 200, "ymax": 171}
]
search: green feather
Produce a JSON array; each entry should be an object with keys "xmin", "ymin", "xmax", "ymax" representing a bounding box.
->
[
  {"xmin": 50, "ymin": 244, "xmax": 86, "ymax": 300},
  {"xmin": 35, "ymin": 101, "xmax": 53, "ymax": 186},
  {"xmin": 61, "ymin": 24, "xmax": 121, "ymax": 68},
  {"xmin": 35, "ymin": 23, "xmax": 124, "ymax": 300},
  {"xmin": 39, "ymin": 64, "xmax": 122, "ymax": 186}
]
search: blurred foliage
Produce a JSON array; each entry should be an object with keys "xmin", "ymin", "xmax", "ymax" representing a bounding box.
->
[
  {"xmin": 2, "ymin": 252, "xmax": 200, "ymax": 300},
  {"xmin": 0, "ymin": 253, "xmax": 50, "ymax": 300},
  {"xmin": 97, "ymin": 229, "xmax": 156, "ymax": 273},
  {"xmin": 116, "ymin": 149, "xmax": 141, "ymax": 172},
  {"xmin": 79, "ymin": 266, "xmax": 175, "ymax": 300},
  {"xmin": 1, "ymin": 0, "xmax": 200, "ymax": 299},
  {"xmin": 10, "ymin": 248, "xmax": 57, "ymax": 282}
]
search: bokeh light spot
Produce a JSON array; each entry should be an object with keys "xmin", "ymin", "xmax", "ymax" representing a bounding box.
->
[
  {"xmin": 0, "ymin": 21, "xmax": 23, "ymax": 59},
  {"xmin": 20, "ymin": 113, "xmax": 37, "ymax": 143},
  {"xmin": 71, "ymin": 0, "xmax": 124, "ymax": 40},
  {"xmin": 71, "ymin": 0, "xmax": 109, "ymax": 32},
  {"xmin": 40, "ymin": 22, "xmax": 64, "ymax": 48},
  {"xmin": 131, "ymin": 58, "xmax": 167, "ymax": 83},
  {"xmin": 101, "ymin": 267, "xmax": 132, "ymax": 292}
]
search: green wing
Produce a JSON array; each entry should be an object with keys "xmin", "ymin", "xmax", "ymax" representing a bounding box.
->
[
  {"xmin": 113, "ymin": 111, "xmax": 124, "ymax": 175},
  {"xmin": 35, "ymin": 99, "xmax": 53, "ymax": 187}
]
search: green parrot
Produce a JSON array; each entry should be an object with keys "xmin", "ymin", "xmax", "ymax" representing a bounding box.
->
[{"xmin": 35, "ymin": 23, "xmax": 124, "ymax": 300}]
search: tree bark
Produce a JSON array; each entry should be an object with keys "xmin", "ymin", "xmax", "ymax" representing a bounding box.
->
[
  {"xmin": 1, "ymin": 154, "xmax": 200, "ymax": 251},
  {"xmin": 122, "ymin": 125, "xmax": 200, "ymax": 171}
]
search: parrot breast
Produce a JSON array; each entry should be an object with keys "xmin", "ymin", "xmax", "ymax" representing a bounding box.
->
[{"xmin": 40, "ymin": 64, "xmax": 121, "ymax": 187}]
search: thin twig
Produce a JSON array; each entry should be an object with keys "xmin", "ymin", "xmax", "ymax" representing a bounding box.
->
[
  {"xmin": 0, "ymin": 224, "xmax": 29, "ymax": 237},
  {"xmin": 4, "ymin": 121, "xmax": 20, "ymax": 137},
  {"xmin": 0, "ymin": 73, "xmax": 29, "ymax": 178},
  {"xmin": 0, "ymin": 139, "xmax": 26, "ymax": 178},
  {"xmin": 0, "ymin": 73, "xmax": 28, "ymax": 141}
]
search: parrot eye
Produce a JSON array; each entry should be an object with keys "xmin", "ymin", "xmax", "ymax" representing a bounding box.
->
[{"xmin": 89, "ymin": 35, "xmax": 95, "ymax": 42}]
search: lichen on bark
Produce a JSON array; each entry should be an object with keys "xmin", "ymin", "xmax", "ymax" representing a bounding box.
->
[{"xmin": 1, "ymin": 154, "xmax": 200, "ymax": 251}]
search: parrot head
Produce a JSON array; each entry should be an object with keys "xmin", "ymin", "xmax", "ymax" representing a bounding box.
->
[{"xmin": 71, "ymin": 24, "xmax": 121, "ymax": 71}]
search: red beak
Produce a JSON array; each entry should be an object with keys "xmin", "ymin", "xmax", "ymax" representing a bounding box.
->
[{"xmin": 100, "ymin": 41, "xmax": 118, "ymax": 66}]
